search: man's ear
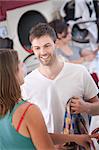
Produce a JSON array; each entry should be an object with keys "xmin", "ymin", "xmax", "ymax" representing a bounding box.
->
[
  {"xmin": 55, "ymin": 41, "xmax": 60, "ymax": 49},
  {"xmin": 54, "ymin": 42, "xmax": 57, "ymax": 48}
]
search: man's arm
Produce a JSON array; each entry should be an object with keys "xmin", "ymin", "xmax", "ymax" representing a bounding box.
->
[
  {"xmin": 86, "ymin": 96, "xmax": 99, "ymax": 115},
  {"xmin": 70, "ymin": 96, "xmax": 99, "ymax": 115}
]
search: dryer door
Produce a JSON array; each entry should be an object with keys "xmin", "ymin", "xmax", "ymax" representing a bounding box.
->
[{"xmin": 18, "ymin": 10, "xmax": 47, "ymax": 54}]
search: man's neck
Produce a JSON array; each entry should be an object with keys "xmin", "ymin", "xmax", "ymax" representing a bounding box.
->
[{"xmin": 38, "ymin": 58, "xmax": 64, "ymax": 80}]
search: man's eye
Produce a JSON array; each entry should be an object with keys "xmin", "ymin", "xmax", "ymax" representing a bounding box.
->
[
  {"xmin": 36, "ymin": 47, "xmax": 40, "ymax": 50},
  {"xmin": 45, "ymin": 44, "xmax": 51, "ymax": 48},
  {"xmin": 34, "ymin": 47, "xmax": 40, "ymax": 50}
]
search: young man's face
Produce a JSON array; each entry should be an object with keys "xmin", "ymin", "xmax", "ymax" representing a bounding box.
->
[{"xmin": 31, "ymin": 35, "xmax": 56, "ymax": 66}]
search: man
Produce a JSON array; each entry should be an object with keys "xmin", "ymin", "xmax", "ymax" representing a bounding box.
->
[{"xmin": 21, "ymin": 23, "xmax": 99, "ymax": 134}]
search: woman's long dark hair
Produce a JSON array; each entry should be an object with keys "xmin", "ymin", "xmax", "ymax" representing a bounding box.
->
[
  {"xmin": 49, "ymin": 19, "xmax": 69, "ymax": 39},
  {"xmin": 0, "ymin": 49, "xmax": 21, "ymax": 116}
]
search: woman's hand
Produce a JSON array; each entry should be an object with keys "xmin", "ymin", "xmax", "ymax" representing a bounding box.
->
[
  {"xmin": 54, "ymin": 144, "xmax": 67, "ymax": 150},
  {"xmin": 74, "ymin": 134, "xmax": 94, "ymax": 150}
]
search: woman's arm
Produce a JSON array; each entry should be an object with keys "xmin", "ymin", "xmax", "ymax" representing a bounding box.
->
[
  {"xmin": 71, "ymin": 47, "xmax": 99, "ymax": 64},
  {"xmin": 25, "ymin": 104, "xmax": 93, "ymax": 150},
  {"xmin": 71, "ymin": 48, "xmax": 98, "ymax": 64},
  {"xmin": 80, "ymin": 47, "xmax": 99, "ymax": 62},
  {"xmin": 70, "ymin": 57, "xmax": 85, "ymax": 64},
  {"xmin": 25, "ymin": 104, "xmax": 55, "ymax": 150},
  {"xmin": 81, "ymin": 47, "xmax": 99, "ymax": 57},
  {"xmin": 50, "ymin": 133, "xmax": 92, "ymax": 150}
]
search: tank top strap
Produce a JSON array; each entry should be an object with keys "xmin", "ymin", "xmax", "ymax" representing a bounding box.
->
[{"xmin": 16, "ymin": 103, "xmax": 32, "ymax": 132}]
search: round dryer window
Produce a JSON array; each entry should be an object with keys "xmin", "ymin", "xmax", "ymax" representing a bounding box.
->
[{"xmin": 17, "ymin": 10, "xmax": 47, "ymax": 53}]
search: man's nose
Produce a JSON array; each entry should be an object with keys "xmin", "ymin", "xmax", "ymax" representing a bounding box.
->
[{"xmin": 40, "ymin": 47, "xmax": 46, "ymax": 54}]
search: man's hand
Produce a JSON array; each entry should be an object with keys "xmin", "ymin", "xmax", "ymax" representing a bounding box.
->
[{"xmin": 70, "ymin": 96, "xmax": 88, "ymax": 114}]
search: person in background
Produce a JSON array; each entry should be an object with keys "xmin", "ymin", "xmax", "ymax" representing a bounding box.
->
[
  {"xmin": 21, "ymin": 23, "xmax": 99, "ymax": 149},
  {"xmin": 49, "ymin": 19, "xmax": 99, "ymax": 64},
  {"xmin": 49, "ymin": 19, "xmax": 99, "ymax": 92}
]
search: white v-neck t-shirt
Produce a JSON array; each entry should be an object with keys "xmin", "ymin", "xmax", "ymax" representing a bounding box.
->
[{"xmin": 21, "ymin": 63, "xmax": 98, "ymax": 133}]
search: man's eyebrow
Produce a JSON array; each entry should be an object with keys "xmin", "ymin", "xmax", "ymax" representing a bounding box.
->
[
  {"xmin": 46, "ymin": 42, "xmax": 51, "ymax": 44},
  {"xmin": 33, "ymin": 46, "xmax": 39, "ymax": 47},
  {"xmin": 44, "ymin": 43, "xmax": 51, "ymax": 45},
  {"xmin": 33, "ymin": 43, "xmax": 51, "ymax": 47}
]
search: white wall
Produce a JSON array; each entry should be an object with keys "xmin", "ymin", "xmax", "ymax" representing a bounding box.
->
[{"xmin": 0, "ymin": 20, "xmax": 10, "ymax": 38}]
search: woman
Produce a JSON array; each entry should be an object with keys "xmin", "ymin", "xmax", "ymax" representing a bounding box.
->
[
  {"xmin": 49, "ymin": 19, "xmax": 98, "ymax": 64},
  {"xmin": 0, "ymin": 49, "xmax": 93, "ymax": 150},
  {"xmin": 0, "ymin": 49, "xmax": 54, "ymax": 150}
]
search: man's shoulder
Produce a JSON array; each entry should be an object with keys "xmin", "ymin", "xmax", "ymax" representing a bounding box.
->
[
  {"xmin": 25, "ymin": 69, "xmax": 38, "ymax": 80},
  {"xmin": 63, "ymin": 62, "xmax": 88, "ymax": 77},
  {"xmin": 21, "ymin": 69, "xmax": 38, "ymax": 93},
  {"xmin": 64, "ymin": 62, "xmax": 86, "ymax": 71}
]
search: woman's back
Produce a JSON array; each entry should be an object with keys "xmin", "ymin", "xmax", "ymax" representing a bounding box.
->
[{"xmin": 0, "ymin": 100, "xmax": 36, "ymax": 150}]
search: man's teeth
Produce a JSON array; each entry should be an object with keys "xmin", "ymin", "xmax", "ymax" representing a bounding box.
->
[{"xmin": 41, "ymin": 56, "xmax": 49, "ymax": 59}]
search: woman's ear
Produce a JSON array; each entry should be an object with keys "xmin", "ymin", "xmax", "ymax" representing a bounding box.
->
[
  {"xmin": 55, "ymin": 39, "xmax": 61, "ymax": 48},
  {"xmin": 57, "ymin": 33, "xmax": 62, "ymax": 39}
]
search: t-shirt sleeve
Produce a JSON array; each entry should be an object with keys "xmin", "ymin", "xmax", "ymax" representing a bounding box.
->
[
  {"xmin": 21, "ymin": 83, "xmax": 29, "ymax": 100},
  {"xmin": 82, "ymin": 67, "xmax": 99, "ymax": 100}
]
